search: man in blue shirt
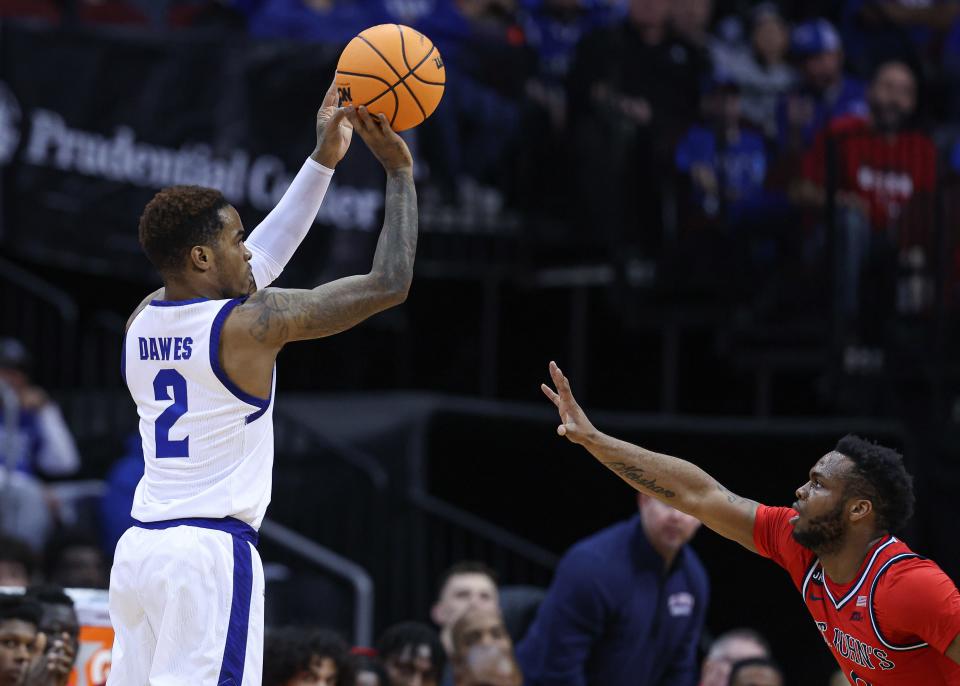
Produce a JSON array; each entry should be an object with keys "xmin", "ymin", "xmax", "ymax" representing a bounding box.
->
[
  {"xmin": 775, "ymin": 19, "xmax": 867, "ymax": 152},
  {"xmin": 516, "ymin": 494, "xmax": 708, "ymax": 686}
]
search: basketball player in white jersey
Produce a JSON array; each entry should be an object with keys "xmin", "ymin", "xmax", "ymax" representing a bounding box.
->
[{"xmin": 108, "ymin": 83, "xmax": 416, "ymax": 686}]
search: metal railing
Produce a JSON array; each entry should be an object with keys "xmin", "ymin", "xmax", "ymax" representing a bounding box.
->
[
  {"xmin": 259, "ymin": 518, "xmax": 374, "ymax": 647},
  {"xmin": 0, "ymin": 256, "xmax": 78, "ymax": 388}
]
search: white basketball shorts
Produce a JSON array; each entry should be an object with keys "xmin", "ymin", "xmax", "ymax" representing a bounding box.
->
[{"xmin": 106, "ymin": 518, "xmax": 265, "ymax": 686}]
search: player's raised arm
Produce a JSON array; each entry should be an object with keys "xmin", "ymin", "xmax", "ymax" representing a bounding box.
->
[
  {"xmin": 243, "ymin": 80, "xmax": 353, "ymax": 290},
  {"xmin": 233, "ymin": 106, "xmax": 416, "ymax": 347},
  {"xmin": 542, "ymin": 361, "xmax": 760, "ymax": 552}
]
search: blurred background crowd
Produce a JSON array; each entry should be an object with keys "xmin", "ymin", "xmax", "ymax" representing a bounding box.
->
[{"xmin": 3, "ymin": 0, "xmax": 960, "ymax": 684}]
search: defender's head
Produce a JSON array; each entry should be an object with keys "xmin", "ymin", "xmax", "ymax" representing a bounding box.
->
[
  {"xmin": 139, "ymin": 186, "xmax": 254, "ymax": 298},
  {"xmin": 791, "ymin": 435, "xmax": 915, "ymax": 554}
]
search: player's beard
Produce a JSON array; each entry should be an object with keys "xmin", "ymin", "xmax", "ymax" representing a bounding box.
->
[{"xmin": 791, "ymin": 500, "xmax": 847, "ymax": 555}]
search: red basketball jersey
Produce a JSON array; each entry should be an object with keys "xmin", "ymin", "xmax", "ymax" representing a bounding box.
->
[{"xmin": 754, "ymin": 505, "xmax": 960, "ymax": 685}]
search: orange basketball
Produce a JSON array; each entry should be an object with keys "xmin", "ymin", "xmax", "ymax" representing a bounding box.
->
[{"xmin": 335, "ymin": 24, "xmax": 446, "ymax": 132}]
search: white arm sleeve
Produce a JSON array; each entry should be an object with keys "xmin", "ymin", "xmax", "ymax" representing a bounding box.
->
[{"xmin": 246, "ymin": 157, "xmax": 335, "ymax": 289}]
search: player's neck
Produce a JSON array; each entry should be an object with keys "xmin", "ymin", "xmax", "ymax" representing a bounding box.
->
[
  {"xmin": 818, "ymin": 533, "xmax": 888, "ymax": 585},
  {"xmin": 163, "ymin": 277, "xmax": 220, "ymax": 302}
]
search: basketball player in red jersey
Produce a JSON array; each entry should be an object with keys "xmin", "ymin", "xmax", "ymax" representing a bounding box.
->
[{"xmin": 541, "ymin": 362, "xmax": 960, "ymax": 685}]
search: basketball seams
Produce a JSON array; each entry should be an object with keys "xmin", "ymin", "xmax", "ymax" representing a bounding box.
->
[{"xmin": 340, "ymin": 26, "xmax": 443, "ymax": 129}]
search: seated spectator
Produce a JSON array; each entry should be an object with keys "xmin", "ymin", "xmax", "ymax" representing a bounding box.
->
[
  {"xmin": 244, "ymin": 0, "xmax": 384, "ymax": 43},
  {"xmin": 353, "ymin": 652, "xmax": 390, "ymax": 686},
  {"xmin": 0, "ymin": 468, "xmax": 53, "ymax": 552},
  {"xmin": 431, "ymin": 562, "xmax": 500, "ymax": 657},
  {"xmin": 377, "ymin": 622, "xmax": 445, "ymax": 686},
  {"xmin": 728, "ymin": 657, "xmax": 784, "ymax": 686},
  {"xmin": 699, "ymin": 628, "xmax": 771, "ymax": 686},
  {"xmin": 566, "ymin": 0, "xmax": 710, "ymax": 258},
  {"xmin": 23, "ymin": 586, "xmax": 78, "ymax": 686},
  {"xmin": 263, "ymin": 626, "xmax": 355, "ymax": 686},
  {"xmin": 675, "ymin": 72, "xmax": 770, "ymax": 227},
  {"xmin": 516, "ymin": 494, "xmax": 708, "ymax": 686},
  {"xmin": 0, "ymin": 595, "xmax": 42, "ymax": 686},
  {"xmin": 0, "ymin": 338, "xmax": 80, "ymax": 479},
  {"xmin": 775, "ymin": 19, "xmax": 867, "ymax": 153},
  {"xmin": 711, "ymin": 3, "xmax": 795, "ymax": 137},
  {"xmin": 0, "ymin": 536, "xmax": 35, "ymax": 588},
  {"xmin": 44, "ymin": 529, "xmax": 109, "ymax": 590},
  {"xmin": 794, "ymin": 60, "xmax": 935, "ymax": 329},
  {"xmin": 450, "ymin": 607, "xmax": 521, "ymax": 686},
  {"xmin": 98, "ymin": 433, "xmax": 144, "ymax": 556}
]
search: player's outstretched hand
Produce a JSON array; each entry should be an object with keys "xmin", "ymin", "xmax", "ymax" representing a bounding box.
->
[
  {"xmin": 312, "ymin": 79, "xmax": 354, "ymax": 168},
  {"xmin": 345, "ymin": 105, "xmax": 413, "ymax": 173},
  {"xmin": 542, "ymin": 361, "xmax": 597, "ymax": 446}
]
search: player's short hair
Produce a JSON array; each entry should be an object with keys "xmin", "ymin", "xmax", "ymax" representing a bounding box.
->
[
  {"xmin": 263, "ymin": 626, "xmax": 355, "ymax": 686},
  {"xmin": 836, "ymin": 435, "xmax": 915, "ymax": 533},
  {"xmin": 376, "ymin": 622, "xmax": 446, "ymax": 675},
  {"xmin": 729, "ymin": 657, "xmax": 783, "ymax": 684},
  {"xmin": 138, "ymin": 185, "xmax": 229, "ymax": 276},
  {"xmin": 26, "ymin": 584, "xmax": 74, "ymax": 609},
  {"xmin": 706, "ymin": 627, "xmax": 771, "ymax": 660},
  {"xmin": 0, "ymin": 595, "xmax": 42, "ymax": 628},
  {"xmin": 435, "ymin": 561, "xmax": 499, "ymax": 599},
  {"xmin": 0, "ymin": 534, "xmax": 36, "ymax": 579}
]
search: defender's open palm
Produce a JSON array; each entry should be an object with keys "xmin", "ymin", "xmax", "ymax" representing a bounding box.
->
[{"xmin": 542, "ymin": 361, "xmax": 596, "ymax": 445}]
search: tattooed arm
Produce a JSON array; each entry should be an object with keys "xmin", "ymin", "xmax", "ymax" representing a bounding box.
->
[
  {"xmin": 232, "ymin": 106, "xmax": 417, "ymax": 347},
  {"xmin": 541, "ymin": 361, "xmax": 759, "ymax": 553}
]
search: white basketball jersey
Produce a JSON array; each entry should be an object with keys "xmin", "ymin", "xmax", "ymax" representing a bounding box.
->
[{"xmin": 122, "ymin": 296, "xmax": 275, "ymax": 529}]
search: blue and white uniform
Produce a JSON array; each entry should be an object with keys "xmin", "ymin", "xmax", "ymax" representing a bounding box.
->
[
  {"xmin": 107, "ymin": 156, "xmax": 334, "ymax": 686},
  {"xmin": 109, "ymin": 297, "xmax": 273, "ymax": 686}
]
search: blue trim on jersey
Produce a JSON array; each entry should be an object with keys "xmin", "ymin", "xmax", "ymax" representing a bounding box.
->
[
  {"xmin": 131, "ymin": 516, "xmax": 259, "ymax": 546},
  {"xmin": 244, "ymin": 368, "xmax": 274, "ymax": 425},
  {"xmin": 149, "ymin": 297, "xmax": 211, "ymax": 307},
  {"xmin": 210, "ymin": 298, "xmax": 271, "ymax": 418},
  {"xmin": 218, "ymin": 536, "xmax": 254, "ymax": 686}
]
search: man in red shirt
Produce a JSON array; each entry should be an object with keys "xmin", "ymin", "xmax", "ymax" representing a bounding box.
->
[
  {"xmin": 540, "ymin": 361, "xmax": 960, "ymax": 685},
  {"xmin": 798, "ymin": 59, "xmax": 936, "ymax": 236}
]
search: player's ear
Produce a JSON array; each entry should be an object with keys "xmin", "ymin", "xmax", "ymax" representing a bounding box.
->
[
  {"xmin": 848, "ymin": 498, "xmax": 873, "ymax": 522},
  {"xmin": 189, "ymin": 245, "xmax": 214, "ymax": 272}
]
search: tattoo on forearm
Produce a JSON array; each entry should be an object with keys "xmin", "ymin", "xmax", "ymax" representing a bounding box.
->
[
  {"xmin": 244, "ymin": 170, "xmax": 418, "ymax": 344},
  {"xmin": 716, "ymin": 482, "xmax": 751, "ymax": 506},
  {"xmin": 604, "ymin": 461, "xmax": 676, "ymax": 498},
  {"xmin": 371, "ymin": 170, "xmax": 418, "ymax": 294}
]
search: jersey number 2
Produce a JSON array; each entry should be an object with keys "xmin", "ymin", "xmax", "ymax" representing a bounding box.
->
[{"xmin": 154, "ymin": 369, "xmax": 189, "ymax": 458}]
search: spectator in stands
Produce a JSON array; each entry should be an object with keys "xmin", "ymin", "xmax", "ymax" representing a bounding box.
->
[
  {"xmin": 450, "ymin": 607, "xmax": 521, "ymax": 686},
  {"xmin": 0, "ymin": 536, "xmax": 35, "ymax": 587},
  {"xmin": 727, "ymin": 657, "xmax": 783, "ymax": 686},
  {"xmin": 675, "ymin": 71, "xmax": 770, "ymax": 227},
  {"xmin": 699, "ymin": 628, "xmax": 771, "ymax": 686},
  {"xmin": 711, "ymin": 3, "xmax": 795, "ymax": 138},
  {"xmin": 23, "ymin": 586, "xmax": 78, "ymax": 686},
  {"xmin": 794, "ymin": 60, "xmax": 936, "ymax": 328},
  {"xmin": 0, "ymin": 470, "xmax": 53, "ymax": 553},
  {"xmin": 263, "ymin": 627, "xmax": 355, "ymax": 686},
  {"xmin": 516, "ymin": 494, "xmax": 708, "ymax": 686},
  {"xmin": 44, "ymin": 529, "xmax": 108, "ymax": 590},
  {"xmin": 566, "ymin": 0, "xmax": 710, "ymax": 258},
  {"xmin": 775, "ymin": 19, "xmax": 867, "ymax": 153},
  {"xmin": 377, "ymin": 622, "xmax": 445, "ymax": 686},
  {"xmin": 431, "ymin": 562, "xmax": 500, "ymax": 657},
  {"xmin": 243, "ymin": 0, "xmax": 382, "ymax": 43},
  {"xmin": 98, "ymin": 433, "xmax": 144, "ymax": 556},
  {"xmin": 669, "ymin": 0, "xmax": 715, "ymax": 52},
  {"xmin": 353, "ymin": 652, "xmax": 390, "ymax": 686},
  {"xmin": 0, "ymin": 595, "xmax": 41, "ymax": 686},
  {"xmin": 0, "ymin": 338, "xmax": 80, "ymax": 479}
]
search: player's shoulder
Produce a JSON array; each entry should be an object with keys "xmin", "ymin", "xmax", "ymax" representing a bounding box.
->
[
  {"xmin": 126, "ymin": 288, "xmax": 164, "ymax": 332},
  {"xmin": 875, "ymin": 545, "xmax": 956, "ymax": 593}
]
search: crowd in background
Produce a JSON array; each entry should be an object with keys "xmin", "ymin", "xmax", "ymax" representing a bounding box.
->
[{"xmin": 3, "ymin": 0, "xmax": 960, "ymax": 684}]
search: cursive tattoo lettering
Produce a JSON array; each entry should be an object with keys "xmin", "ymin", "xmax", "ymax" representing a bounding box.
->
[{"xmin": 604, "ymin": 461, "xmax": 676, "ymax": 498}]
